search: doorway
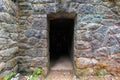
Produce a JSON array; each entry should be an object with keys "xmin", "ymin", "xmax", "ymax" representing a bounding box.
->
[{"xmin": 49, "ymin": 18, "xmax": 74, "ymax": 70}]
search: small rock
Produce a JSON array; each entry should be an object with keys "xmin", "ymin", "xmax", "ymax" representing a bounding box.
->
[
  {"xmin": 0, "ymin": 62, "xmax": 5, "ymax": 71},
  {"xmin": 75, "ymin": 57, "xmax": 98, "ymax": 68},
  {"xmin": 0, "ymin": 47, "xmax": 18, "ymax": 57}
]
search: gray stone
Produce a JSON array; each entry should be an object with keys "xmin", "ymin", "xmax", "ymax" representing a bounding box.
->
[
  {"xmin": 35, "ymin": 39, "xmax": 48, "ymax": 48},
  {"xmin": 1, "ymin": 0, "xmax": 120, "ymax": 77},
  {"xmin": 0, "ymin": 38, "xmax": 17, "ymax": 46},
  {"xmin": 104, "ymin": 35, "xmax": 118, "ymax": 46},
  {"xmin": 25, "ymin": 29, "xmax": 47, "ymax": 38},
  {"xmin": 93, "ymin": 33, "xmax": 104, "ymax": 41},
  {"xmin": 24, "ymin": 48, "xmax": 48, "ymax": 57},
  {"xmin": 77, "ymin": 4, "xmax": 95, "ymax": 13},
  {"xmin": 0, "ymin": 0, "xmax": 3, "ymax": 12},
  {"xmin": 75, "ymin": 41, "xmax": 91, "ymax": 50},
  {"xmin": 74, "ymin": 0, "xmax": 90, "ymax": 3},
  {"xmin": 0, "ymin": 47, "xmax": 18, "ymax": 57},
  {"xmin": 75, "ymin": 30, "xmax": 92, "ymax": 41},
  {"xmin": 19, "ymin": 2, "xmax": 32, "ymax": 10},
  {"xmin": 75, "ymin": 57, "xmax": 98, "ymax": 69},
  {"xmin": 94, "ymin": 25, "xmax": 108, "ymax": 34},
  {"xmin": 0, "ymin": 71, "xmax": 11, "ymax": 77},
  {"xmin": 0, "ymin": 30, "xmax": 9, "ymax": 38},
  {"xmin": 32, "ymin": 17, "xmax": 47, "ymax": 30},
  {"xmin": 27, "ymin": 37, "xmax": 39, "ymax": 45},
  {"xmin": 17, "ymin": 56, "xmax": 32, "ymax": 64},
  {"xmin": 91, "ymin": 39, "xmax": 102, "ymax": 49},
  {"xmin": 95, "ymin": 47, "xmax": 109, "ymax": 55},
  {"xmin": 0, "ymin": 12, "xmax": 16, "ymax": 24},
  {"xmin": 24, "ymin": 29, "xmax": 35, "ymax": 38},
  {"xmin": 101, "ymin": 19, "xmax": 117, "ymax": 26},
  {"xmin": 108, "ymin": 25, "xmax": 120, "ymax": 34},
  {"xmin": 103, "ymin": 2, "xmax": 115, "ymax": 8},
  {"xmin": 109, "ymin": 45, "xmax": 120, "ymax": 54},
  {"xmin": 10, "ymin": 33, "xmax": 18, "ymax": 41},
  {"xmin": 0, "ymin": 62, "xmax": 5, "ymax": 71},
  {"xmin": 18, "ymin": 64, "xmax": 31, "ymax": 73},
  {"xmin": 77, "ymin": 14, "xmax": 104, "ymax": 23},
  {"xmin": 4, "ymin": 58, "xmax": 17, "ymax": 70},
  {"xmin": 95, "ymin": 5, "xmax": 111, "ymax": 14},
  {"xmin": 3, "ymin": 0, "xmax": 17, "ymax": 16},
  {"xmin": 29, "ymin": 0, "xmax": 53, "ymax": 3},
  {"xmin": 32, "ymin": 4, "xmax": 46, "ymax": 14},
  {"xmin": 85, "ymin": 23, "xmax": 102, "ymax": 31},
  {"xmin": 68, "ymin": 2, "xmax": 79, "ymax": 12},
  {"xmin": 18, "ymin": 43, "xmax": 31, "ymax": 49},
  {"xmin": 74, "ymin": 49, "xmax": 92, "ymax": 57},
  {"xmin": 19, "ymin": 10, "xmax": 33, "ymax": 16},
  {"xmin": 1, "ymin": 23, "xmax": 18, "ymax": 33},
  {"xmin": 116, "ymin": 1, "xmax": 120, "ymax": 6},
  {"xmin": 46, "ymin": 3, "xmax": 57, "ymax": 13},
  {"xmin": 31, "ymin": 57, "xmax": 48, "ymax": 67}
]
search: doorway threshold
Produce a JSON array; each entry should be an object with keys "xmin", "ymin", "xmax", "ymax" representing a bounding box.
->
[{"xmin": 50, "ymin": 56, "xmax": 73, "ymax": 71}]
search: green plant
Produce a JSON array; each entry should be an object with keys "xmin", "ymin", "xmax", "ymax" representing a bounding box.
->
[
  {"xmin": 3, "ymin": 72, "xmax": 16, "ymax": 80},
  {"xmin": 29, "ymin": 68, "xmax": 43, "ymax": 80}
]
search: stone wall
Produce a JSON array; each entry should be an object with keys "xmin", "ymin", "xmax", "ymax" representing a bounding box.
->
[
  {"xmin": 0, "ymin": 0, "xmax": 18, "ymax": 77},
  {"xmin": 17, "ymin": 0, "xmax": 49, "ymax": 76},
  {"xmin": 0, "ymin": 0, "xmax": 120, "ymax": 79}
]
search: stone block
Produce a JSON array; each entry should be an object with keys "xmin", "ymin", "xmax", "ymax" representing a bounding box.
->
[
  {"xmin": 46, "ymin": 3, "xmax": 57, "ymax": 14},
  {"xmin": 75, "ymin": 30, "xmax": 92, "ymax": 41},
  {"xmin": 74, "ymin": 0, "xmax": 93, "ymax": 3},
  {"xmin": 24, "ymin": 29, "xmax": 47, "ymax": 38},
  {"xmin": 2, "ymin": 0, "xmax": 17, "ymax": 16},
  {"xmin": 74, "ymin": 49, "xmax": 92, "ymax": 57},
  {"xmin": 68, "ymin": 2, "xmax": 79, "ymax": 12},
  {"xmin": 93, "ymin": 33, "xmax": 104, "ymax": 41},
  {"xmin": 109, "ymin": 45, "xmax": 120, "ymax": 54},
  {"xmin": 24, "ymin": 29, "xmax": 36, "ymax": 38},
  {"xmin": 95, "ymin": 5, "xmax": 111, "ymax": 14},
  {"xmin": 10, "ymin": 33, "xmax": 18, "ymax": 41},
  {"xmin": 35, "ymin": 39, "xmax": 48, "ymax": 48},
  {"xmin": 19, "ymin": 2, "xmax": 32, "ymax": 10},
  {"xmin": 18, "ymin": 43, "xmax": 32, "ymax": 49},
  {"xmin": 0, "ymin": 12, "xmax": 16, "ymax": 24},
  {"xmin": 0, "ymin": 0, "xmax": 3, "ymax": 12},
  {"xmin": 75, "ymin": 41, "xmax": 91, "ymax": 50},
  {"xmin": 29, "ymin": 0, "xmax": 53, "ymax": 3},
  {"xmin": 19, "ymin": 10, "xmax": 33, "ymax": 16},
  {"xmin": 91, "ymin": 39, "xmax": 103, "ymax": 49},
  {"xmin": 1, "ymin": 23, "xmax": 18, "ymax": 33},
  {"xmin": 75, "ymin": 57, "xmax": 98, "ymax": 69},
  {"xmin": 32, "ymin": 17, "xmax": 47, "ymax": 30},
  {"xmin": 32, "ymin": 4, "xmax": 46, "ymax": 14},
  {"xmin": 0, "ymin": 38, "xmax": 17, "ymax": 47},
  {"xmin": 0, "ymin": 30, "xmax": 9, "ymax": 38},
  {"xmin": 108, "ymin": 25, "xmax": 120, "ymax": 34},
  {"xmin": 24, "ymin": 48, "xmax": 48, "ymax": 57},
  {"xmin": 77, "ymin": 4, "xmax": 95, "ymax": 14},
  {"xmin": 31, "ymin": 57, "xmax": 48, "ymax": 67},
  {"xmin": 104, "ymin": 35, "xmax": 118, "ymax": 46},
  {"xmin": 0, "ymin": 47, "xmax": 18, "ymax": 57},
  {"xmin": 27, "ymin": 37, "xmax": 39, "ymax": 45},
  {"xmin": 4, "ymin": 58, "xmax": 17, "ymax": 70},
  {"xmin": 0, "ymin": 62, "xmax": 5, "ymax": 71}
]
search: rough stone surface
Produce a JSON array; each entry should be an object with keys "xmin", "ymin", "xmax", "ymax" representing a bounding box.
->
[{"xmin": 0, "ymin": 0, "xmax": 120, "ymax": 79}]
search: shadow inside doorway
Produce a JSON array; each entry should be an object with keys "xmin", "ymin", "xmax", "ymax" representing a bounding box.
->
[{"xmin": 49, "ymin": 18, "xmax": 74, "ymax": 70}]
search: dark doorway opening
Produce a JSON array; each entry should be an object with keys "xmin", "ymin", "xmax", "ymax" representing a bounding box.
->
[{"xmin": 49, "ymin": 18, "xmax": 74, "ymax": 70}]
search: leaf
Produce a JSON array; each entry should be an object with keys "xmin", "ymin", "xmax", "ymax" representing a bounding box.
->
[{"xmin": 3, "ymin": 72, "xmax": 16, "ymax": 80}]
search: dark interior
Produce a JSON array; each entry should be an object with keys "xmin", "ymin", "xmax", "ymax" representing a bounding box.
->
[{"xmin": 49, "ymin": 18, "xmax": 74, "ymax": 67}]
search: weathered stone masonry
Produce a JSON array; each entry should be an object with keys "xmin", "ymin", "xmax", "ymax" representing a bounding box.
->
[{"xmin": 0, "ymin": 0, "xmax": 120, "ymax": 79}]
